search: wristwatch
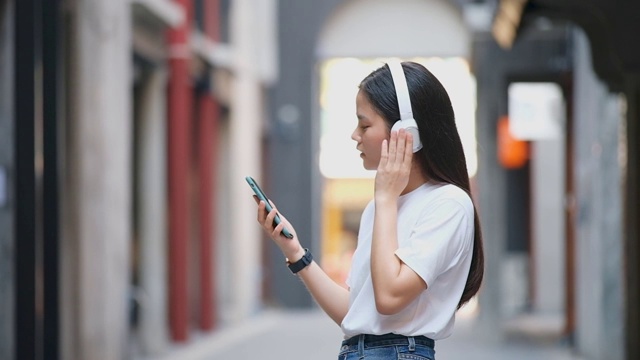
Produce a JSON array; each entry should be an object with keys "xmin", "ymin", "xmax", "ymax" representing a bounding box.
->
[{"xmin": 286, "ymin": 248, "xmax": 313, "ymax": 274}]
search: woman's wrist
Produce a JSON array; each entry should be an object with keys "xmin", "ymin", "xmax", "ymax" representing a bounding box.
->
[
  {"xmin": 374, "ymin": 194, "xmax": 397, "ymax": 206},
  {"xmin": 284, "ymin": 246, "xmax": 306, "ymax": 263}
]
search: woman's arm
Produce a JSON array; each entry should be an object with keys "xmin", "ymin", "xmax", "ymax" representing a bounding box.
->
[
  {"xmin": 256, "ymin": 200, "xmax": 350, "ymax": 325},
  {"xmin": 371, "ymin": 200, "xmax": 426, "ymax": 315},
  {"xmin": 371, "ymin": 130, "xmax": 427, "ymax": 315},
  {"xmin": 287, "ymin": 246, "xmax": 350, "ymax": 325}
]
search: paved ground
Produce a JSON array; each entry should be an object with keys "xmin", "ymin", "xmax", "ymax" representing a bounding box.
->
[{"xmin": 140, "ymin": 308, "xmax": 584, "ymax": 360}]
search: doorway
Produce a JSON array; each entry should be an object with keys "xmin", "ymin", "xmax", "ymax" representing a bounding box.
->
[{"xmin": 503, "ymin": 81, "xmax": 575, "ymax": 341}]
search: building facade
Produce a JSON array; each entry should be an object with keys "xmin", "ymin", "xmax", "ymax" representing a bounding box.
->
[{"xmin": 1, "ymin": 0, "xmax": 276, "ymax": 359}]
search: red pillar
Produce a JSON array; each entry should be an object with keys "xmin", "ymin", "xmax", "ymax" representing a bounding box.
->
[
  {"xmin": 204, "ymin": 0, "xmax": 220, "ymax": 40},
  {"xmin": 198, "ymin": 0, "xmax": 220, "ymax": 332},
  {"xmin": 167, "ymin": 0, "xmax": 192, "ymax": 342}
]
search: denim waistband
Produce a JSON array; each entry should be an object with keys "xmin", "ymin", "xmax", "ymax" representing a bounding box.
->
[{"xmin": 341, "ymin": 333, "xmax": 435, "ymax": 349}]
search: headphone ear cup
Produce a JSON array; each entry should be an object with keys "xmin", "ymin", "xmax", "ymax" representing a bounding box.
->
[
  {"xmin": 391, "ymin": 119, "xmax": 423, "ymax": 153},
  {"xmin": 407, "ymin": 127, "xmax": 422, "ymax": 153},
  {"xmin": 391, "ymin": 119, "xmax": 403, "ymax": 133}
]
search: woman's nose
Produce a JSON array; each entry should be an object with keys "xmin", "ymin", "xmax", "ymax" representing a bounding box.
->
[{"xmin": 351, "ymin": 129, "xmax": 359, "ymax": 142}]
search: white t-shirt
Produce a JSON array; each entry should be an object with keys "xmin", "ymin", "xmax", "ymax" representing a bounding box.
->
[{"xmin": 340, "ymin": 182, "xmax": 475, "ymax": 340}]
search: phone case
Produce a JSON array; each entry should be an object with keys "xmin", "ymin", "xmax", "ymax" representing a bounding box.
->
[{"xmin": 245, "ymin": 176, "xmax": 294, "ymax": 238}]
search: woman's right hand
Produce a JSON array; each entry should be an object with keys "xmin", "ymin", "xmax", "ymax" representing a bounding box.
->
[{"xmin": 254, "ymin": 196, "xmax": 306, "ymax": 262}]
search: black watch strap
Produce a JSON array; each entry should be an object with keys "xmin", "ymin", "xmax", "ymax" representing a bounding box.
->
[{"xmin": 286, "ymin": 248, "xmax": 313, "ymax": 274}]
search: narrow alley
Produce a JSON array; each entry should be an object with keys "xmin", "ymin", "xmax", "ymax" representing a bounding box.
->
[{"xmin": 145, "ymin": 308, "xmax": 582, "ymax": 360}]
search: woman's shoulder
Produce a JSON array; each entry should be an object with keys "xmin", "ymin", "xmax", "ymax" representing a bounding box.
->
[
  {"xmin": 423, "ymin": 182, "xmax": 473, "ymax": 212},
  {"xmin": 431, "ymin": 182, "xmax": 470, "ymax": 199}
]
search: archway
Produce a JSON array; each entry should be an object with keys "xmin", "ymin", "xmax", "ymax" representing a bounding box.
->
[{"xmin": 314, "ymin": 0, "xmax": 477, "ymax": 311}]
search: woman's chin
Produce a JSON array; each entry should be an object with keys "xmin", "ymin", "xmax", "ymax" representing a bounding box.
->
[
  {"xmin": 362, "ymin": 161, "xmax": 377, "ymax": 171},
  {"xmin": 359, "ymin": 154, "xmax": 378, "ymax": 170}
]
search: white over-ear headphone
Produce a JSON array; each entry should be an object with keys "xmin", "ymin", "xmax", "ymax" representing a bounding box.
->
[{"xmin": 388, "ymin": 60, "xmax": 423, "ymax": 153}]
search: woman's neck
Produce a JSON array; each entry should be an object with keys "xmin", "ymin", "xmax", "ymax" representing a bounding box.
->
[{"xmin": 401, "ymin": 162, "xmax": 428, "ymax": 195}]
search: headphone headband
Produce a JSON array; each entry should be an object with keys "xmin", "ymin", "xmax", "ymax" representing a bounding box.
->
[
  {"xmin": 387, "ymin": 60, "xmax": 413, "ymax": 121},
  {"xmin": 387, "ymin": 60, "xmax": 423, "ymax": 153}
]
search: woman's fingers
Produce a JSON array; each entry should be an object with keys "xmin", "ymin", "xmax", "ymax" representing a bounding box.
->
[
  {"xmin": 403, "ymin": 131, "xmax": 413, "ymax": 168},
  {"xmin": 256, "ymin": 198, "xmax": 292, "ymax": 236},
  {"xmin": 388, "ymin": 130, "xmax": 397, "ymax": 163},
  {"xmin": 264, "ymin": 207, "xmax": 277, "ymax": 229},
  {"xmin": 376, "ymin": 130, "xmax": 412, "ymax": 189},
  {"xmin": 257, "ymin": 200, "xmax": 277, "ymax": 231},
  {"xmin": 378, "ymin": 139, "xmax": 388, "ymax": 169},
  {"xmin": 254, "ymin": 199, "xmax": 300, "ymax": 255},
  {"xmin": 395, "ymin": 129, "xmax": 407, "ymax": 164},
  {"xmin": 383, "ymin": 130, "xmax": 412, "ymax": 169},
  {"xmin": 272, "ymin": 221, "xmax": 285, "ymax": 238}
]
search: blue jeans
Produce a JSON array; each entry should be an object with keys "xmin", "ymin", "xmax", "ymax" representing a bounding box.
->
[{"xmin": 338, "ymin": 333, "xmax": 436, "ymax": 360}]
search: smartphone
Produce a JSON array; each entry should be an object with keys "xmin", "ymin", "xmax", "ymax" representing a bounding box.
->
[{"xmin": 245, "ymin": 176, "xmax": 294, "ymax": 239}]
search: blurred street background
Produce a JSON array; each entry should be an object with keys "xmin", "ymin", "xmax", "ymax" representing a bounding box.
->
[
  {"xmin": 136, "ymin": 308, "xmax": 585, "ymax": 360},
  {"xmin": 1, "ymin": 0, "xmax": 639, "ymax": 359}
]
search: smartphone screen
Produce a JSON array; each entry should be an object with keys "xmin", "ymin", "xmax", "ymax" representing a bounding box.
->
[{"xmin": 245, "ymin": 176, "xmax": 294, "ymax": 238}]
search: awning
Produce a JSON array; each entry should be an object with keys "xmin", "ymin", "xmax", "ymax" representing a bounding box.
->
[{"xmin": 491, "ymin": 0, "xmax": 640, "ymax": 91}]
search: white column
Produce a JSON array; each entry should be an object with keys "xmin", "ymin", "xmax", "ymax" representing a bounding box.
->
[
  {"xmin": 532, "ymin": 139, "xmax": 566, "ymax": 315},
  {"xmin": 137, "ymin": 68, "xmax": 169, "ymax": 354},
  {"xmin": 62, "ymin": 0, "xmax": 132, "ymax": 359},
  {"xmin": 228, "ymin": 0, "xmax": 263, "ymax": 321}
]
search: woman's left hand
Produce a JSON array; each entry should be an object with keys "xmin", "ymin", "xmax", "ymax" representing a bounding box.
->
[{"xmin": 374, "ymin": 129, "xmax": 413, "ymax": 202}]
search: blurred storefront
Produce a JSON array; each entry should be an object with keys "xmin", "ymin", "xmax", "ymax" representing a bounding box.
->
[{"xmin": 1, "ymin": 0, "xmax": 276, "ymax": 359}]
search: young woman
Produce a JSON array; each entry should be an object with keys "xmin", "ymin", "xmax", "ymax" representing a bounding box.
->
[{"xmin": 254, "ymin": 60, "xmax": 484, "ymax": 360}]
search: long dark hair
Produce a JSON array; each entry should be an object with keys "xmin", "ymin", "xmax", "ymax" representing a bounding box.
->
[{"xmin": 359, "ymin": 61, "xmax": 484, "ymax": 309}]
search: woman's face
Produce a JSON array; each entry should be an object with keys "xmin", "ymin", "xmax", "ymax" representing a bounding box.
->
[{"xmin": 351, "ymin": 90, "xmax": 390, "ymax": 170}]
